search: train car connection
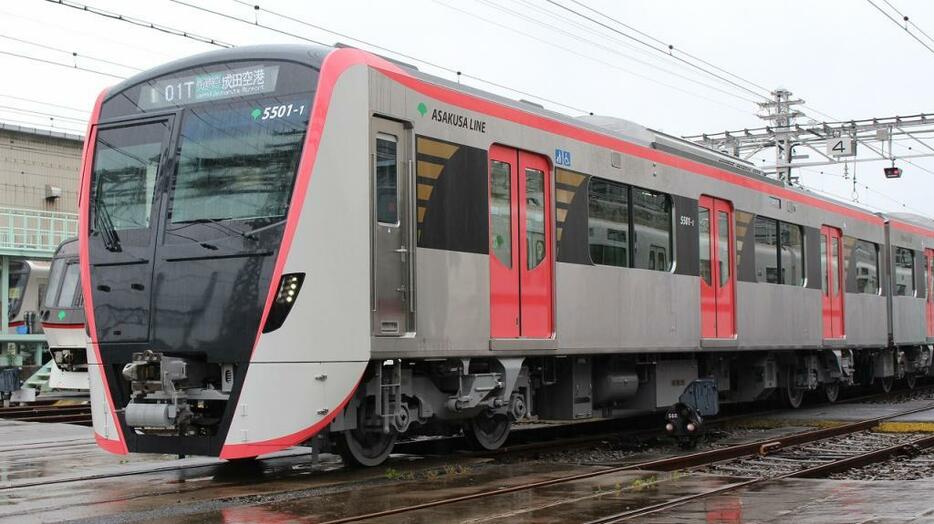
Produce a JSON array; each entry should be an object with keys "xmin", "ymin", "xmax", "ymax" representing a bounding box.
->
[
  {"xmin": 40, "ymin": 238, "xmax": 89, "ymax": 391},
  {"xmin": 7, "ymin": 259, "xmax": 49, "ymax": 335},
  {"xmin": 78, "ymin": 44, "xmax": 934, "ymax": 465}
]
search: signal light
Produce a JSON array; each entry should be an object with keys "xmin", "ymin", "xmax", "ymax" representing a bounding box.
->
[{"xmin": 884, "ymin": 166, "xmax": 902, "ymax": 179}]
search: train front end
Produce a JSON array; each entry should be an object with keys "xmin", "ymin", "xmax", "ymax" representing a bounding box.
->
[{"xmin": 81, "ymin": 45, "xmax": 359, "ymax": 457}]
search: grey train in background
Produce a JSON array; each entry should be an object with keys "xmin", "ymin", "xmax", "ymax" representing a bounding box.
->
[
  {"xmin": 40, "ymin": 239, "xmax": 90, "ymax": 391},
  {"xmin": 7, "ymin": 259, "xmax": 48, "ymax": 335},
  {"xmin": 78, "ymin": 44, "xmax": 934, "ymax": 466}
]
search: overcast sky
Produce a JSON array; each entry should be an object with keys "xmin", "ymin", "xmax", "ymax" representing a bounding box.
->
[{"xmin": 1, "ymin": 0, "xmax": 932, "ymax": 217}]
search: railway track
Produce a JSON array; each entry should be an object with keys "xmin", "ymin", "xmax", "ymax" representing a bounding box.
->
[
  {"xmin": 320, "ymin": 401, "xmax": 934, "ymax": 524},
  {"xmin": 0, "ymin": 402, "xmax": 91, "ymax": 425}
]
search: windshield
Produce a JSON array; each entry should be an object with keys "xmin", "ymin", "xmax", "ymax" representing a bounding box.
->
[
  {"xmin": 167, "ymin": 94, "xmax": 312, "ymax": 225},
  {"xmin": 91, "ymin": 122, "xmax": 167, "ymax": 232},
  {"xmin": 45, "ymin": 257, "xmax": 65, "ymax": 307},
  {"xmin": 7, "ymin": 261, "xmax": 28, "ymax": 318},
  {"xmin": 58, "ymin": 263, "xmax": 81, "ymax": 308}
]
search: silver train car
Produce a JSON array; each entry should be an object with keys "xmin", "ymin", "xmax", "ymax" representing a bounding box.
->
[
  {"xmin": 40, "ymin": 238, "xmax": 89, "ymax": 391},
  {"xmin": 7, "ymin": 259, "xmax": 49, "ymax": 335},
  {"xmin": 78, "ymin": 44, "xmax": 934, "ymax": 465}
]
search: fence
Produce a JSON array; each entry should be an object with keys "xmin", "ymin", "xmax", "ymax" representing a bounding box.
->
[{"xmin": 0, "ymin": 207, "xmax": 78, "ymax": 257}]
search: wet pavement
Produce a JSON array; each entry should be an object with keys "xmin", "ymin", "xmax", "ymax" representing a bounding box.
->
[
  {"xmin": 638, "ymin": 478, "xmax": 934, "ymax": 523},
  {"xmin": 5, "ymin": 415, "xmax": 934, "ymax": 523}
]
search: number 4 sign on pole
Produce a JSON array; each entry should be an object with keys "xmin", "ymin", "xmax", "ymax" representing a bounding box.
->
[{"xmin": 826, "ymin": 136, "xmax": 857, "ymax": 157}]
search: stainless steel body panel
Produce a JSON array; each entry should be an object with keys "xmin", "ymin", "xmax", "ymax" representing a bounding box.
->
[
  {"xmin": 735, "ymin": 282, "xmax": 821, "ymax": 349},
  {"xmin": 555, "ymin": 264, "xmax": 699, "ymax": 352},
  {"xmin": 845, "ymin": 293, "xmax": 888, "ymax": 347},
  {"xmin": 893, "ymin": 297, "xmax": 926, "ymax": 345}
]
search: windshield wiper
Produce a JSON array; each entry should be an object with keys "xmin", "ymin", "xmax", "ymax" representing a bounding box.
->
[
  {"xmin": 94, "ymin": 198, "xmax": 122, "ymax": 253},
  {"xmin": 240, "ymin": 218, "xmax": 287, "ymax": 239}
]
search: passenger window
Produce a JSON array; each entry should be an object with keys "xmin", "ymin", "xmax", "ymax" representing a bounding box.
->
[
  {"xmin": 754, "ymin": 217, "xmax": 779, "ymax": 284},
  {"xmin": 525, "ymin": 168, "xmax": 546, "ymax": 270},
  {"xmin": 588, "ymin": 178, "xmax": 629, "ymax": 267},
  {"xmin": 852, "ymin": 239, "xmax": 880, "ymax": 294},
  {"xmin": 821, "ymin": 237, "xmax": 828, "ymax": 295},
  {"xmin": 698, "ymin": 207, "xmax": 712, "ymax": 286},
  {"xmin": 780, "ymin": 223, "xmax": 805, "ymax": 286},
  {"xmin": 756, "ymin": 216, "xmax": 805, "ymax": 286},
  {"xmin": 895, "ymin": 247, "xmax": 915, "ymax": 296},
  {"xmin": 718, "ymin": 211, "xmax": 730, "ymax": 286},
  {"xmin": 375, "ymin": 134, "xmax": 399, "ymax": 225},
  {"xmin": 490, "ymin": 160, "xmax": 512, "ymax": 268},
  {"xmin": 632, "ymin": 189, "xmax": 672, "ymax": 272}
]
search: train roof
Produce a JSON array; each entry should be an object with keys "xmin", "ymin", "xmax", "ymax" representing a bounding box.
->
[
  {"xmin": 53, "ymin": 237, "xmax": 79, "ymax": 258},
  {"xmin": 103, "ymin": 44, "xmax": 933, "ymax": 237}
]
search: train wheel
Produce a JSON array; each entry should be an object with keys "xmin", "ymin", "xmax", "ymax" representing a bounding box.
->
[
  {"xmin": 464, "ymin": 413, "xmax": 511, "ymax": 451},
  {"xmin": 336, "ymin": 428, "xmax": 397, "ymax": 467},
  {"xmin": 821, "ymin": 381, "xmax": 840, "ymax": 403},
  {"xmin": 879, "ymin": 376, "xmax": 895, "ymax": 393},
  {"xmin": 782, "ymin": 372, "xmax": 804, "ymax": 409},
  {"xmin": 905, "ymin": 373, "xmax": 918, "ymax": 390}
]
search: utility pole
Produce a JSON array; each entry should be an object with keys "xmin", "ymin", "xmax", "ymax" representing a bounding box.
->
[{"xmin": 757, "ymin": 89, "xmax": 805, "ymax": 184}]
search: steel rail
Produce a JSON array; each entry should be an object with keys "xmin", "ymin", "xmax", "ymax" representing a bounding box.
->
[
  {"xmin": 593, "ymin": 434, "xmax": 934, "ymax": 522},
  {"xmin": 320, "ymin": 401, "xmax": 934, "ymax": 524}
]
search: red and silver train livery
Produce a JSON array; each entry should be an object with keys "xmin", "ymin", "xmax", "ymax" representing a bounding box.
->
[
  {"xmin": 7, "ymin": 259, "xmax": 48, "ymax": 335},
  {"xmin": 80, "ymin": 44, "xmax": 934, "ymax": 465},
  {"xmin": 40, "ymin": 238, "xmax": 90, "ymax": 391}
]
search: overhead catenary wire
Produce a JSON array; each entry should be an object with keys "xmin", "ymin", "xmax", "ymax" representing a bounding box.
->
[
  {"xmin": 431, "ymin": 0, "xmax": 751, "ymax": 114},
  {"xmin": 0, "ymin": 49, "xmax": 124, "ymax": 79},
  {"xmin": 470, "ymin": 0, "xmax": 762, "ymax": 106},
  {"xmin": 543, "ymin": 0, "xmax": 772, "ymax": 102},
  {"xmin": 865, "ymin": 0, "xmax": 934, "ymax": 55},
  {"xmin": 45, "ymin": 0, "xmax": 233, "ymax": 48},
  {"xmin": 0, "ymin": 116, "xmax": 86, "ymax": 134},
  {"xmin": 881, "ymin": 0, "xmax": 934, "ymax": 46},
  {"xmin": 563, "ymin": 0, "xmax": 774, "ymax": 97},
  {"xmin": 0, "ymin": 93, "xmax": 90, "ymax": 114},
  {"xmin": 0, "ymin": 34, "xmax": 142, "ymax": 72},
  {"xmin": 175, "ymin": 0, "xmax": 593, "ymax": 115},
  {"xmin": 0, "ymin": 105, "xmax": 88, "ymax": 124}
]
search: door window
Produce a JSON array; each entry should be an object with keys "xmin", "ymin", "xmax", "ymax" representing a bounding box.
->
[
  {"xmin": 718, "ymin": 211, "xmax": 731, "ymax": 287},
  {"xmin": 894, "ymin": 248, "xmax": 916, "ymax": 296},
  {"xmin": 698, "ymin": 207, "xmax": 711, "ymax": 286},
  {"xmin": 490, "ymin": 160, "xmax": 513, "ymax": 268},
  {"xmin": 525, "ymin": 168, "xmax": 545, "ymax": 270},
  {"xmin": 831, "ymin": 237, "xmax": 840, "ymax": 296},
  {"xmin": 375, "ymin": 134, "xmax": 399, "ymax": 225}
]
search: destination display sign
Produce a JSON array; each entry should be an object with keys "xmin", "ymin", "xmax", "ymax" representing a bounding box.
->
[{"xmin": 139, "ymin": 65, "xmax": 280, "ymax": 110}]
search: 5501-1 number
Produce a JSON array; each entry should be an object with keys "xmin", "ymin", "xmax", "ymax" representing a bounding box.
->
[{"xmin": 261, "ymin": 104, "xmax": 305, "ymax": 120}]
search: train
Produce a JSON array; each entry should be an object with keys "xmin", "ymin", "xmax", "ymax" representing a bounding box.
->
[
  {"xmin": 78, "ymin": 44, "xmax": 934, "ymax": 466},
  {"xmin": 40, "ymin": 238, "xmax": 90, "ymax": 391},
  {"xmin": 7, "ymin": 259, "xmax": 48, "ymax": 335}
]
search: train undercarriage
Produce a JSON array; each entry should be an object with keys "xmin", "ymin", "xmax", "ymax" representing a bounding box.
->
[{"xmin": 325, "ymin": 345, "xmax": 934, "ymax": 466}]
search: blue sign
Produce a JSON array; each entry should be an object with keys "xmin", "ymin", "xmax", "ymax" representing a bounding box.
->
[{"xmin": 554, "ymin": 148, "xmax": 571, "ymax": 167}]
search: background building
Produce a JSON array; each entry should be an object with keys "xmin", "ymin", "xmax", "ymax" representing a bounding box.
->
[{"xmin": 1, "ymin": 122, "xmax": 81, "ymax": 337}]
